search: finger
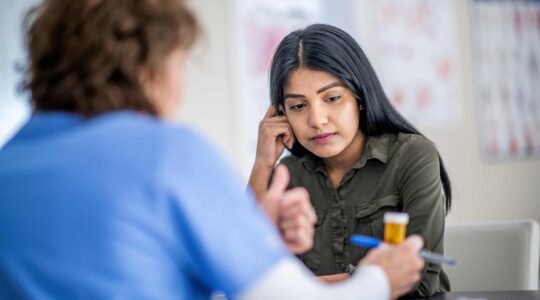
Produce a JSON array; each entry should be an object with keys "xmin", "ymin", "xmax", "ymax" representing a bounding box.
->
[
  {"xmin": 280, "ymin": 203, "xmax": 308, "ymax": 221},
  {"xmin": 264, "ymin": 165, "xmax": 290, "ymax": 221},
  {"xmin": 262, "ymin": 125, "xmax": 294, "ymax": 142},
  {"xmin": 283, "ymin": 225, "xmax": 311, "ymax": 245},
  {"xmin": 281, "ymin": 192, "xmax": 316, "ymax": 223},
  {"xmin": 401, "ymin": 235, "xmax": 424, "ymax": 252},
  {"xmin": 286, "ymin": 134, "xmax": 295, "ymax": 149},
  {"xmin": 260, "ymin": 115, "xmax": 289, "ymax": 124},
  {"xmin": 282, "ymin": 218, "xmax": 314, "ymax": 244},
  {"xmin": 281, "ymin": 130, "xmax": 295, "ymax": 150},
  {"xmin": 263, "ymin": 104, "xmax": 277, "ymax": 119},
  {"xmin": 281, "ymin": 211, "xmax": 314, "ymax": 233},
  {"xmin": 280, "ymin": 214, "xmax": 308, "ymax": 230},
  {"xmin": 280, "ymin": 129, "xmax": 294, "ymax": 149},
  {"xmin": 280, "ymin": 199, "xmax": 303, "ymax": 218},
  {"xmin": 281, "ymin": 187, "xmax": 310, "ymax": 207}
]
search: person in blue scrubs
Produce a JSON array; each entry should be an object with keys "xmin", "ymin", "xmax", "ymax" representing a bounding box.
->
[{"xmin": 0, "ymin": 0, "xmax": 425, "ymax": 299}]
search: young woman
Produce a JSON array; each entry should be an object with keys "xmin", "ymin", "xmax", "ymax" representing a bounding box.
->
[
  {"xmin": 0, "ymin": 2, "xmax": 425, "ymax": 299},
  {"xmin": 249, "ymin": 23, "xmax": 452, "ymax": 297}
]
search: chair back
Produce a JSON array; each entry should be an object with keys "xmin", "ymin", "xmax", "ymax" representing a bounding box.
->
[{"xmin": 444, "ymin": 220, "xmax": 539, "ymax": 291}]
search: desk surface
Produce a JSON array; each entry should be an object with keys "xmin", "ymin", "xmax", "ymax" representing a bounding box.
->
[{"xmin": 408, "ymin": 290, "xmax": 540, "ymax": 300}]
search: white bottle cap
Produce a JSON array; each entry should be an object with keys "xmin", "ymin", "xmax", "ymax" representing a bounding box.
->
[{"xmin": 384, "ymin": 212, "xmax": 409, "ymax": 224}]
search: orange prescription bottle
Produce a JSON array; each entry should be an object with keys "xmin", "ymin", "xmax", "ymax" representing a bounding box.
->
[{"xmin": 383, "ymin": 212, "xmax": 409, "ymax": 245}]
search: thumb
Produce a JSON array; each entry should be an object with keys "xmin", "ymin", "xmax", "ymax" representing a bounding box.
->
[
  {"xmin": 263, "ymin": 164, "xmax": 290, "ymax": 222},
  {"xmin": 401, "ymin": 235, "xmax": 424, "ymax": 252}
]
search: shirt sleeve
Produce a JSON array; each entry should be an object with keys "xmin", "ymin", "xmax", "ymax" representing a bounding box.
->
[
  {"xmin": 161, "ymin": 127, "xmax": 289, "ymax": 297},
  {"xmin": 237, "ymin": 257, "xmax": 390, "ymax": 300},
  {"xmin": 398, "ymin": 137, "xmax": 447, "ymax": 296}
]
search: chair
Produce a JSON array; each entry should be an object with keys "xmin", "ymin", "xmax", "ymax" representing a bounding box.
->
[{"xmin": 443, "ymin": 219, "xmax": 539, "ymax": 291}]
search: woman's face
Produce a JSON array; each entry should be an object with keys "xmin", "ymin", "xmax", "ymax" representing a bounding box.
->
[
  {"xmin": 283, "ymin": 68, "xmax": 362, "ymax": 159},
  {"xmin": 142, "ymin": 49, "xmax": 186, "ymax": 119}
]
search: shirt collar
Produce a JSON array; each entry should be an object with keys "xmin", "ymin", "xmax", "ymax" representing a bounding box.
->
[
  {"xmin": 299, "ymin": 134, "xmax": 390, "ymax": 173},
  {"xmin": 351, "ymin": 134, "xmax": 389, "ymax": 169},
  {"xmin": 299, "ymin": 152, "xmax": 324, "ymax": 173}
]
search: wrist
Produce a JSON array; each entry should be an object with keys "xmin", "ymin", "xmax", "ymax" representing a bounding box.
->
[
  {"xmin": 248, "ymin": 163, "xmax": 275, "ymax": 201},
  {"xmin": 252, "ymin": 159, "xmax": 276, "ymax": 171}
]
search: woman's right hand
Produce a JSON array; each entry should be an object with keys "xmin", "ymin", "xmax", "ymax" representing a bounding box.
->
[{"xmin": 254, "ymin": 104, "xmax": 295, "ymax": 169}]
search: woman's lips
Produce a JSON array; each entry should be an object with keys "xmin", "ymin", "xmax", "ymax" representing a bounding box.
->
[{"xmin": 310, "ymin": 133, "xmax": 335, "ymax": 144}]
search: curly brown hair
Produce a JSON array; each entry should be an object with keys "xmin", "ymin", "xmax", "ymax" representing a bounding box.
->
[{"xmin": 21, "ymin": 0, "xmax": 199, "ymax": 117}]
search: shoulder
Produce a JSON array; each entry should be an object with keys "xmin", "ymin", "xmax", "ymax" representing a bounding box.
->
[
  {"xmin": 278, "ymin": 153, "xmax": 309, "ymax": 179},
  {"xmin": 393, "ymin": 133, "xmax": 438, "ymax": 160},
  {"xmin": 392, "ymin": 133, "xmax": 440, "ymax": 178},
  {"xmin": 157, "ymin": 122, "xmax": 238, "ymax": 187},
  {"xmin": 279, "ymin": 154, "xmax": 302, "ymax": 169},
  {"xmin": 101, "ymin": 111, "xmax": 220, "ymax": 158},
  {"xmin": 90, "ymin": 112, "xmax": 219, "ymax": 163},
  {"xmin": 92, "ymin": 112, "xmax": 236, "ymax": 185}
]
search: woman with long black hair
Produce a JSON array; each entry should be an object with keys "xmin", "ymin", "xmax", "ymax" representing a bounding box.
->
[{"xmin": 249, "ymin": 23, "xmax": 451, "ymax": 297}]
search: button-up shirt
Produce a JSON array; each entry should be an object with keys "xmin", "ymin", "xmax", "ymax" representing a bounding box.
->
[{"xmin": 280, "ymin": 133, "xmax": 450, "ymax": 297}]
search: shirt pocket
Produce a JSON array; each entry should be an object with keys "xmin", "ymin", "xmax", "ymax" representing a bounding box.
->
[
  {"xmin": 300, "ymin": 210, "xmax": 326, "ymax": 272},
  {"xmin": 350, "ymin": 195, "xmax": 401, "ymax": 262}
]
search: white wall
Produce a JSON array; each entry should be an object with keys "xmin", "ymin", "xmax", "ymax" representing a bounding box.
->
[
  {"xmin": 182, "ymin": 0, "xmax": 540, "ymax": 225},
  {"xmin": 180, "ymin": 0, "xmax": 238, "ymax": 163},
  {"xmin": 0, "ymin": 0, "xmax": 37, "ymax": 146},
  {"xmin": 428, "ymin": 0, "xmax": 540, "ymax": 224}
]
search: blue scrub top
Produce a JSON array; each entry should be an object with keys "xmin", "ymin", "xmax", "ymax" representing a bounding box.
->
[{"xmin": 0, "ymin": 111, "xmax": 287, "ymax": 299}]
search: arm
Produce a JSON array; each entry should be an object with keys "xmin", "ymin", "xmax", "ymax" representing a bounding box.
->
[
  {"xmin": 248, "ymin": 163, "xmax": 274, "ymax": 202},
  {"xmin": 248, "ymin": 104, "xmax": 294, "ymax": 201},
  {"xmin": 247, "ymin": 105, "xmax": 314, "ymax": 254},
  {"xmin": 318, "ymin": 273, "xmax": 350, "ymax": 283},
  {"xmin": 237, "ymin": 236, "xmax": 425, "ymax": 300},
  {"xmin": 398, "ymin": 138, "xmax": 447, "ymax": 296}
]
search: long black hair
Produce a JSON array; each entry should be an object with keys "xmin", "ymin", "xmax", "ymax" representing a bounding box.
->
[{"xmin": 269, "ymin": 23, "xmax": 452, "ymax": 212}]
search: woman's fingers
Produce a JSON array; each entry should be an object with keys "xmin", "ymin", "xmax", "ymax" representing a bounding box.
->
[
  {"xmin": 259, "ymin": 105, "xmax": 295, "ymax": 149},
  {"xmin": 259, "ymin": 122, "xmax": 295, "ymax": 154},
  {"xmin": 263, "ymin": 104, "xmax": 277, "ymax": 119}
]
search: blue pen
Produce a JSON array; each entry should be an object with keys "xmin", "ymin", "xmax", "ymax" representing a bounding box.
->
[{"xmin": 351, "ymin": 235, "xmax": 456, "ymax": 266}]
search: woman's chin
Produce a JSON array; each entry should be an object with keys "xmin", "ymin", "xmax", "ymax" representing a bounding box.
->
[{"xmin": 306, "ymin": 146, "xmax": 342, "ymax": 159}]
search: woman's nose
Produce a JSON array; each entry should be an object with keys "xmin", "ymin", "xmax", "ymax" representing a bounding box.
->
[{"xmin": 308, "ymin": 103, "xmax": 328, "ymax": 128}]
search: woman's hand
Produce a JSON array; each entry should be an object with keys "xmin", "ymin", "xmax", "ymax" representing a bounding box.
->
[
  {"xmin": 254, "ymin": 105, "xmax": 295, "ymax": 169},
  {"xmin": 248, "ymin": 105, "xmax": 295, "ymax": 201}
]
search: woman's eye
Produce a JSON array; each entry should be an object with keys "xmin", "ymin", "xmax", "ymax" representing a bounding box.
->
[
  {"xmin": 327, "ymin": 95, "xmax": 341, "ymax": 102},
  {"xmin": 289, "ymin": 104, "xmax": 305, "ymax": 111}
]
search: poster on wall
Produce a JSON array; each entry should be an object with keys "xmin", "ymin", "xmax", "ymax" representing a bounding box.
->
[
  {"xmin": 231, "ymin": 0, "xmax": 322, "ymax": 178},
  {"xmin": 472, "ymin": 0, "xmax": 540, "ymax": 161},
  {"xmin": 368, "ymin": 0, "xmax": 462, "ymax": 128}
]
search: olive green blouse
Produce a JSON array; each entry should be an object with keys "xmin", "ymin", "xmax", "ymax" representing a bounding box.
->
[{"xmin": 279, "ymin": 133, "xmax": 450, "ymax": 297}]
